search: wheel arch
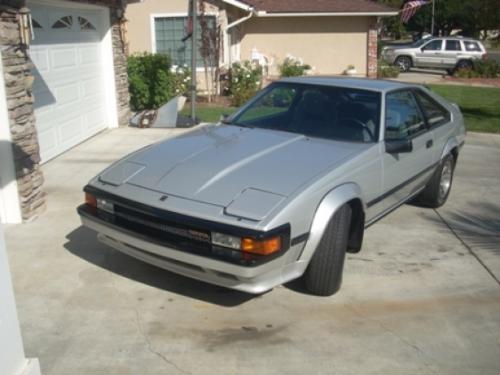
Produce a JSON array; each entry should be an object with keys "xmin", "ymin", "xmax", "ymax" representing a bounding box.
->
[
  {"xmin": 298, "ymin": 183, "xmax": 366, "ymax": 262},
  {"xmin": 441, "ymin": 136, "xmax": 460, "ymax": 162}
]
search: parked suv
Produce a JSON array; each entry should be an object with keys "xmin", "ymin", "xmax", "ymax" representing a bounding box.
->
[{"xmin": 382, "ymin": 37, "xmax": 487, "ymax": 73}]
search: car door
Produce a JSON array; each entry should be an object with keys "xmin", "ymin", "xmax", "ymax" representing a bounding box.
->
[
  {"xmin": 413, "ymin": 88, "xmax": 453, "ymax": 164},
  {"xmin": 442, "ymin": 40, "xmax": 462, "ymax": 68},
  {"xmin": 414, "ymin": 39, "xmax": 443, "ymax": 68},
  {"xmin": 374, "ymin": 90, "xmax": 435, "ymax": 215}
]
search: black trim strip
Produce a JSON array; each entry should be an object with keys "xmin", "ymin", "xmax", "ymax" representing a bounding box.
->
[
  {"xmin": 367, "ymin": 162, "xmax": 439, "ymax": 208},
  {"xmin": 291, "ymin": 233, "xmax": 309, "ymax": 246},
  {"xmin": 365, "ymin": 183, "xmax": 426, "ymax": 229},
  {"xmin": 78, "ymin": 205, "xmax": 289, "ymax": 267},
  {"xmin": 84, "ymin": 185, "xmax": 290, "ymax": 241}
]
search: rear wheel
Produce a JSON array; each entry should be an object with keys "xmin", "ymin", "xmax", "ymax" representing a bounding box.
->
[
  {"xmin": 304, "ymin": 204, "xmax": 352, "ymax": 296},
  {"xmin": 456, "ymin": 59, "xmax": 473, "ymax": 71},
  {"xmin": 395, "ymin": 56, "xmax": 412, "ymax": 72},
  {"xmin": 417, "ymin": 154, "xmax": 455, "ymax": 208}
]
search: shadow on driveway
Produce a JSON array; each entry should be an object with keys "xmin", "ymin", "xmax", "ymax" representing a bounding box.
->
[
  {"xmin": 64, "ymin": 226, "xmax": 258, "ymax": 307},
  {"xmin": 435, "ymin": 202, "xmax": 500, "ymax": 253}
]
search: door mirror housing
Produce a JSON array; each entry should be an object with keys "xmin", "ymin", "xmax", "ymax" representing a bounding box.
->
[{"xmin": 385, "ymin": 138, "xmax": 413, "ymax": 154}]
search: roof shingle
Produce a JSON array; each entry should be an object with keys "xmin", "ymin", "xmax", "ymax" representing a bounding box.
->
[{"xmin": 240, "ymin": 0, "xmax": 397, "ymax": 14}]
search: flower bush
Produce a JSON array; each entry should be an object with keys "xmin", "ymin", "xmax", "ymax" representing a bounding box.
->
[
  {"xmin": 228, "ymin": 61, "xmax": 263, "ymax": 106},
  {"xmin": 127, "ymin": 53, "xmax": 193, "ymax": 111},
  {"xmin": 172, "ymin": 65, "xmax": 192, "ymax": 97},
  {"xmin": 377, "ymin": 59, "xmax": 400, "ymax": 78},
  {"xmin": 278, "ymin": 55, "xmax": 311, "ymax": 77},
  {"xmin": 454, "ymin": 59, "xmax": 500, "ymax": 79}
]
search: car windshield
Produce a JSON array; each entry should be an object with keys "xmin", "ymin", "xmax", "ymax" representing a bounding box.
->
[
  {"xmin": 411, "ymin": 38, "xmax": 428, "ymax": 47},
  {"xmin": 226, "ymin": 82, "xmax": 381, "ymax": 143}
]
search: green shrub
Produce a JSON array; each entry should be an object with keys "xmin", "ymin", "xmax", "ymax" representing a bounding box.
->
[
  {"xmin": 278, "ymin": 55, "xmax": 311, "ymax": 77},
  {"xmin": 127, "ymin": 53, "xmax": 175, "ymax": 111},
  {"xmin": 377, "ymin": 60, "xmax": 400, "ymax": 78},
  {"xmin": 454, "ymin": 68, "xmax": 480, "ymax": 78},
  {"xmin": 473, "ymin": 59, "xmax": 500, "ymax": 78},
  {"xmin": 228, "ymin": 61, "xmax": 263, "ymax": 106}
]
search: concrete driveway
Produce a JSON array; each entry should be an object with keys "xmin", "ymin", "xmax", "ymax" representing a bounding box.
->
[{"xmin": 5, "ymin": 128, "xmax": 500, "ymax": 375}]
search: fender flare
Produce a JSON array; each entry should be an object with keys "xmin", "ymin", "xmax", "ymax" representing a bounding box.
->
[
  {"xmin": 441, "ymin": 136, "xmax": 459, "ymax": 160},
  {"xmin": 298, "ymin": 183, "xmax": 365, "ymax": 262}
]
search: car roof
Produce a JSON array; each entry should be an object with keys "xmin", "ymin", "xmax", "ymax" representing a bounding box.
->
[{"xmin": 279, "ymin": 76, "xmax": 420, "ymax": 93}]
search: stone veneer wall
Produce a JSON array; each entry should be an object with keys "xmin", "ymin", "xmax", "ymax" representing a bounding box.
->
[
  {"xmin": 0, "ymin": 4, "xmax": 45, "ymax": 221},
  {"xmin": 0, "ymin": 0, "xmax": 131, "ymax": 221},
  {"xmin": 367, "ymin": 17, "xmax": 378, "ymax": 79}
]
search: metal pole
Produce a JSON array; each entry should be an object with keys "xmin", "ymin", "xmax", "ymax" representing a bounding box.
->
[
  {"xmin": 190, "ymin": 0, "xmax": 197, "ymax": 122},
  {"xmin": 431, "ymin": 0, "xmax": 436, "ymax": 36}
]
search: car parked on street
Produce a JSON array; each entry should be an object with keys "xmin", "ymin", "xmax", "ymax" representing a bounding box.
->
[
  {"xmin": 78, "ymin": 77, "xmax": 465, "ymax": 296},
  {"xmin": 382, "ymin": 37, "xmax": 487, "ymax": 73}
]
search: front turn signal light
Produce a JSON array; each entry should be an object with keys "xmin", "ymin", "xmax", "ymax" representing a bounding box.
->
[
  {"xmin": 85, "ymin": 192, "xmax": 97, "ymax": 208},
  {"xmin": 241, "ymin": 236, "xmax": 282, "ymax": 255}
]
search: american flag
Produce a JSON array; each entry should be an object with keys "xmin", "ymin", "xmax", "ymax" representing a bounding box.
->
[{"xmin": 401, "ymin": 0, "xmax": 430, "ymax": 23}]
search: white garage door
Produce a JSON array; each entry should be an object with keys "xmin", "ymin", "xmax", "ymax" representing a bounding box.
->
[{"xmin": 29, "ymin": 3, "xmax": 110, "ymax": 162}]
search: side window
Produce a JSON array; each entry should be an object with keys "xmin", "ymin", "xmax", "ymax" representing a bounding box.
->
[
  {"xmin": 464, "ymin": 41, "xmax": 481, "ymax": 52},
  {"xmin": 422, "ymin": 40, "xmax": 443, "ymax": 51},
  {"xmin": 385, "ymin": 91, "xmax": 426, "ymax": 140},
  {"xmin": 414, "ymin": 90, "xmax": 450, "ymax": 127},
  {"xmin": 445, "ymin": 40, "xmax": 462, "ymax": 51}
]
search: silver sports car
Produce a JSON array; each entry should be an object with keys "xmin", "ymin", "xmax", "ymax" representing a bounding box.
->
[{"xmin": 78, "ymin": 77, "xmax": 465, "ymax": 296}]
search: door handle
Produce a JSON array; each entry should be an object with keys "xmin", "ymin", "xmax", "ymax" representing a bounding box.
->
[{"xmin": 426, "ymin": 139, "xmax": 433, "ymax": 148}]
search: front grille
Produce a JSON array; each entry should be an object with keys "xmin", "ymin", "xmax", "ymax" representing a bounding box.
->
[{"xmin": 95, "ymin": 204, "xmax": 265, "ymax": 266}]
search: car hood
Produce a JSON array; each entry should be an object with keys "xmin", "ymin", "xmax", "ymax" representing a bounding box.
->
[{"xmin": 99, "ymin": 125, "xmax": 368, "ymax": 216}]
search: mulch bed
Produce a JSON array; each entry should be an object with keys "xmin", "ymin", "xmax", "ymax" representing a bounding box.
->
[{"xmin": 442, "ymin": 76, "xmax": 500, "ymax": 87}]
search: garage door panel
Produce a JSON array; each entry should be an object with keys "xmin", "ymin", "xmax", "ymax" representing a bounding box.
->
[
  {"xmin": 79, "ymin": 45, "xmax": 101, "ymax": 65},
  {"xmin": 84, "ymin": 107, "xmax": 106, "ymax": 132},
  {"xmin": 30, "ymin": 2, "xmax": 109, "ymax": 163},
  {"xmin": 30, "ymin": 49, "xmax": 49, "ymax": 73},
  {"xmin": 50, "ymin": 47, "xmax": 78, "ymax": 70},
  {"xmin": 59, "ymin": 116, "xmax": 83, "ymax": 143}
]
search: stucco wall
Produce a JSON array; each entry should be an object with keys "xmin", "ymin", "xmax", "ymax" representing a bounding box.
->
[
  {"xmin": 126, "ymin": 0, "xmax": 190, "ymax": 54},
  {"xmin": 240, "ymin": 16, "xmax": 370, "ymax": 76}
]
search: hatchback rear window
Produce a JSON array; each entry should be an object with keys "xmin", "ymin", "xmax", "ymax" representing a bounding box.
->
[{"xmin": 464, "ymin": 42, "xmax": 481, "ymax": 52}]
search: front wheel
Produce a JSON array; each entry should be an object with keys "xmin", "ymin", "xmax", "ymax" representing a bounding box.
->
[
  {"xmin": 395, "ymin": 56, "xmax": 412, "ymax": 72},
  {"xmin": 417, "ymin": 154, "xmax": 455, "ymax": 208},
  {"xmin": 304, "ymin": 204, "xmax": 352, "ymax": 296}
]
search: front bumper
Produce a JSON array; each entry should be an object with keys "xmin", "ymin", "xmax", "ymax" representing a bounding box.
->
[{"xmin": 78, "ymin": 207, "xmax": 308, "ymax": 294}]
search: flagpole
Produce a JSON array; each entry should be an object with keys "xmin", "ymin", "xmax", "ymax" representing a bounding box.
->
[
  {"xmin": 190, "ymin": 0, "xmax": 197, "ymax": 122},
  {"xmin": 431, "ymin": 0, "xmax": 435, "ymax": 35}
]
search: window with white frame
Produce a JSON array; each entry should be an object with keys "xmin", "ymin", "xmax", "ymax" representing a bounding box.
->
[{"xmin": 154, "ymin": 15, "xmax": 216, "ymax": 68}]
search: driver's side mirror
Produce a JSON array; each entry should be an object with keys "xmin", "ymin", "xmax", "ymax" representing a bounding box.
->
[
  {"xmin": 385, "ymin": 138, "xmax": 413, "ymax": 154},
  {"xmin": 220, "ymin": 113, "xmax": 229, "ymax": 122}
]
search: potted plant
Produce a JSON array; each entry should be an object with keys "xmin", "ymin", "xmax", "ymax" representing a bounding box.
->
[{"xmin": 345, "ymin": 65, "xmax": 357, "ymax": 76}]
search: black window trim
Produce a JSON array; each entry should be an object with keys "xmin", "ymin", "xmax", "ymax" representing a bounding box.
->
[
  {"xmin": 384, "ymin": 88, "xmax": 429, "ymax": 141},
  {"xmin": 411, "ymin": 88, "xmax": 451, "ymax": 130}
]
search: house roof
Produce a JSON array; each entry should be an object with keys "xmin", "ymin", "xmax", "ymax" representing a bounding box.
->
[{"xmin": 237, "ymin": 0, "xmax": 398, "ymax": 14}]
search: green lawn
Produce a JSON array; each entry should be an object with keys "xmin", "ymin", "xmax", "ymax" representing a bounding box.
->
[
  {"xmin": 428, "ymin": 84, "xmax": 500, "ymax": 133},
  {"xmin": 180, "ymin": 105, "xmax": 237, "ymax": 123},
  {"xmin": 184, "ymin": 85, "xmax": 500, "ymax": 133}
]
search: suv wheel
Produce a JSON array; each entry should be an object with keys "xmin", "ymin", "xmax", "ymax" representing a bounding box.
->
[
  {"xmin": 396, "ymin": 56, "xmax": 412, "ymax": 72},
  {"xmin": 304, "ymin": 204, "xmax": 352, "ymax": 296},
  {"xmin": 456, "ymin": 60, "xmax": 473, "ymax": 71},
  {"xmin": 417, "ymin": 154, "xmax": 455, "ymax": 208}
]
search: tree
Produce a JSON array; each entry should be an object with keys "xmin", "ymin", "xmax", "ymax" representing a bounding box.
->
[
  {"xmin": 198, "ymin": 0, "xmax": 222, "ymax": 102},
  {"xmin": 376, "ymin": 0, "xmax": 500, "ymax": 39}
]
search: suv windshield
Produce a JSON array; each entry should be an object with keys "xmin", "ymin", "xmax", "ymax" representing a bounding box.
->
[{"xmin": 226, "ymin": 82, "xmax": 381, "ymax": 143}]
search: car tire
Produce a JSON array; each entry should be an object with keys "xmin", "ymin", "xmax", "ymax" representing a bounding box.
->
[
  {"xmin": 395, "ymin": 56, "xmax": 412, "ymax": 72},
  {"xmin": 456, "ymin": 59, "xmax": 473, "ymax": 71},
  {"xmin": 304, "ymin": 204, "xmax": 352, "ymax": 296},
  {"xmin": 417, "ymin": 154, "xmax": 455, "ymax": 208}
]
